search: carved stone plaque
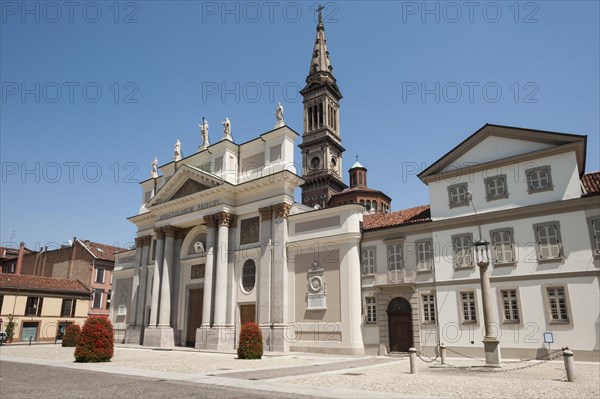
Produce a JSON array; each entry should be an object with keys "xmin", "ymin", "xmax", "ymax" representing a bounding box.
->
[
  {"xmin": 191, "ymin": 264, "xmax": 205, "ymax": 279},
  {"xmin": 307, "ymin": 262, "xmax": 326, "ymax": 310},
  {"xmin": 240, "ymin": 216, "xmax": 260, "ymax": 245}
]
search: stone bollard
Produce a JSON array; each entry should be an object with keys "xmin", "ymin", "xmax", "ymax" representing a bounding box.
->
[
  {"xmin": 440, "ymin": 344, "xmax": 447, "ymax": 365},
  {"xmin": 562, "ymin": 348, "xmax": 575, "ymax": 382},
  {"xmin": 409, "ymin": 347, "xmax": 417, "ymax": 374}
]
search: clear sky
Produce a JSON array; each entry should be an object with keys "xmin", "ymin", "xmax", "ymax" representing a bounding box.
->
[{"xmin": 1, "ymin": 0, "xmax": 598, "ymax": 251}]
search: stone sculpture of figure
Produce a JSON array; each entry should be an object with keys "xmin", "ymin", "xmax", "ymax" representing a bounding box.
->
[
  {"xmin": 173, "ymin": 139, "xmax": 182, "ymax": 161},
  {"xmin": 151, "ymin": 157, "xmax": 159, "ymax": 178},
  {"xmin": 221, "ymin": 117, "xmax": 232, "ymax": 141},
  {"xmin": 198, "ymin": 118, "xmax": 209, "ymax": 151},
  {"xmin": 276, "ymin": 102, "xmax": 284, "ymax": 122}
]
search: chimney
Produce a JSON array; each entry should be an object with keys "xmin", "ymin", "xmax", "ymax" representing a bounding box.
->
[{"xmin": 15, "ymin": 241, "xmax": 25, "ymax": 275}]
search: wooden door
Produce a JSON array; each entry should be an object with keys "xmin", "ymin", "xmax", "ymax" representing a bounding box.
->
[
  {"xmin": 186, "ymin": 289, "xmax": 203, "ymax": 347},
  {"xmin": 388, "ymin": 313, "xmax": 413, "ymax": 352},
  {"xmin": 239, "ymin": 304, "xmax": 256, "ymax": 328}
]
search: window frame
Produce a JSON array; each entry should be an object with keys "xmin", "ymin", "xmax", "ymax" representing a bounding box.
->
[
  {"xmin": 241, "ymin": 259, "xmax": 256, "ymax": 294},
  {"xmin": 415, "ymin": 239, "xmax": 434, "ymax": 272},
  {"xmin": 365, "ymin": 296, "xmax": 377, "ymax": 324},
  {"xmin": 458, "ymin": 290, "xmax": 478, "ymax": 324},
  {"xmin": 25, "ymin": 297, "xmax": 43, "ymax": 317},
  {"xmin": 447, "ymin": 183, "xmax": 469, "ymax": 209},
  {"xmin": 586, "ymin": 216, "xmax": 600, "ymax": 256},
  {"xmin": 420, "ymin": 292, "xmax": 436, "ymax": 324},
  {"xmin": 92, "ymin": 289, "xmax": 103, "ymax": 309},
  {"xmin": 484, "ymin": 174, "xmax": 509, "ymax": 201},
  {"xmin": 387, "ymin": 244, "xmax": 404, "ymax": 271},
  {"xmin": 490, "ymin": 228, "xmax": 516, "ymax": 266},
  {"xmin": 543, "ymin": 285, "xmax": 572, "ymax": 325},
  {"xmin": 60, "ymin": 298, "xmax": 77, "ymax": 318},
  {"xmin": 497, "ymin": 288, "xmax": 521, "ymax": 324},
  {"xmin": 362, "ymin": 247, "xmax": 376, "ymax": 275},
  {"xmin": 533, "ymin": 221, "xmax": 564, "ymax": 261},
  {"xmin": 525, "ymin": 165, "xmax": 554, "ymax": 194},
  {"xmin": 452, "ymin": 233, "xmax": 474, "ymax": 269},
  {"xmin": 95, "ymin": 268, "xmax": 105, "ymax": 284}
]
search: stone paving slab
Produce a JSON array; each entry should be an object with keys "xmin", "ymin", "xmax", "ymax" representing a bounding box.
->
[{"xmin": 213, "ymin": 357, "xmax": 398, "ymax": 380}]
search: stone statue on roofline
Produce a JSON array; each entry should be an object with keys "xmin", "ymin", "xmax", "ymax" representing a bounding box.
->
[
  {"xmin": 198, "ymin": 118, "xmax": 209, "ymax": 151},
  {"xmin": 221, "ymin": 117, "xmax": 232, "ymax": 141},
  {"xmin": 151, "ymin": 157, "xmax": 159, "ymax": 178},
  {"xmin": 274, "ymin": 102, "xmax": 285, "ymax": 128},
  {"xmin": 173, "ymin": 139, "xmax": 182, "ymax": 161}
]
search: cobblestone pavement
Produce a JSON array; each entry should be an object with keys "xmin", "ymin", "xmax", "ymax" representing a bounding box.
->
[{"xmin": 1, "ymin": 344, "xmax": 599, "ymax": 399}]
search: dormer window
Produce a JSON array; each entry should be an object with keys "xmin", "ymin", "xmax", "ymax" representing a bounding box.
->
[
  {"xmin": 526, "ymin": 165, "xmax": 554, "ymax": 194},
  {"xmin": 448, "ymin": 183, "xmax": 468, "ymax": 208}
]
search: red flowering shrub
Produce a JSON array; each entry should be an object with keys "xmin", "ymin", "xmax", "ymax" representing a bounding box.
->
[
  {"xmin": 62, "ymin": 324, "xmax": 81, "ymax": 347},
  {"xmin": 74, "ymin": 316, "xmax": 114, "ymax": 362},
  {"xmin": 237, "ymin": 322, "xmax": 263, "ymax": 360}
]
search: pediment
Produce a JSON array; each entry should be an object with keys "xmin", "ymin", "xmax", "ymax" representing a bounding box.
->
[
  {"xmin": 147, "ymin": 164, "xmax": 223, "ymax": 207},
  {"xmin": 418, "ymin": 124, "xmax": 586, "ymax": 183}
]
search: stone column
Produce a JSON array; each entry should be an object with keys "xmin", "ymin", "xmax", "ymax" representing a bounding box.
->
[
  {"xmin": 201, "ymin": 215, "xmax": 218, "ymax": 327},
  {"xmin": 134, "ymin": 236, "xmax": 151, "ymax": 326},
  {"xmin": 257, "ymin": 206, "xmax": 273, "ymax": 326},
  {"xmin": 158, "ymin": 226, "xmax": 176, "ymax": 327},
  {"xmin": 479, "ymin": 262, "xmax": 501, "ymax": 367},
  {"xmin": 171, "ymin": 229, "xmax": 185, "ymax": 334},
  {"xmin": 346, "ymin": 240, "xmax": 365, "ymax": 354},
  {"xmin": 213, "ymin": 211, "xmax": 232, "ymax": 326},
  {"xmin": 270, "ymin": 202, "xmax": 291, "ymax": 351},
  {"xmin": 149, "ymin": 228, "xmax": 165, "ymax": 327},
  {"xmin": 226, "ymin": 214, "xmax": 238, "ymax": 326}
]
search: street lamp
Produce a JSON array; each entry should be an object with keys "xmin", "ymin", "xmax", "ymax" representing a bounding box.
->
[{"xmin": 467, "ymin": 192, "xmax": 501, "ymax": 367}]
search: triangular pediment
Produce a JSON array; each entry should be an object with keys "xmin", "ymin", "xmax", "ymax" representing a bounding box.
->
[
  {"xmin": 146, "ymin": 164, "xmax": 223, "ymax": 207},
  {"xmin": 418, "ymin": 124, "xmax": 586, "ymax": 183}
]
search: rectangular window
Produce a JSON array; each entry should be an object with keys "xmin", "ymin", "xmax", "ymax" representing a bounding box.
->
[
  {"xmin": 362, "ymin": 248, "xmax": 376, "ymax": 275},
  {"xmin": 416, "ymin": 240, "xmax": 433, "ymax": 271},
  {"xmin": 589, "ymin": 218, "xmax": 600, "ymax": 254},
  {"xmin": 92, "ymin": 289, "xmax": 103, "ymax": 309},
  {"xmin": 534, "ymin": 222, "xmax": 562, "ymax": 260},
  {"xmin": 151, "ymin": 239, "xmax": 157, "ymax": 261},
  {"xmin": 526, "ymin": 165, "xmax": 553, "ymax": 194},
  {"xmin": 452, "ymin": 234, "xmax": 473, "ymax": 268},
  {"xmin": 422, "ymin": 294, "xmax": 436, "ymax": 323},
  {"xmin": 460, "ymin": 291, "xmax": 477, "ymax": 323},
  {"xmin": 491, "ymin": 229, "xmax": 515, "ymax": 264},
  {"xmin": 485, "ymin": 175, "xmax": 509, "ymax": 201},
  {"xmin": 387, "ymin": 244, "xmax": 403, "ymax": 271},
  {"xmin": 366, "ymin": 297, "xmax": 377, "ymax": 323},
  {"xmin": 25, "ymin": 297, "xmax": 43, "ymax": 316},
  {"xmin": 500, "ymin": 289, "xmax": 520, "ymax": 323},
  {"xmin": 240, "ymin": 217, "xmax": 260, "ymax": 245},
  {"xmin": 61, "ymin": 299, "xmax": 76, "ymax": 317},
  {"xmin": 448, "ymin": 183, "xmax": 468, "ymax": 208},
  {"xmin": 95, "ymin": 268, "xmax": 105, "ymax": 284},
  {"xmin": 546, "ymin": 287, "xmax": 569, "ymax": 322}
]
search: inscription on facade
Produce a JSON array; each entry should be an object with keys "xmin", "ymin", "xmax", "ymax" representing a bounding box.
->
[
  {"xmin": 191, "ymin": 264, "xmax": 205, "ymax": 279},
  {"xmin": 158, "ymin": 199, "xmax": 220, "ymax": 221},
  {"xmin": 240, "ymin": 216, "xmax": 260, "ymax": 245}
]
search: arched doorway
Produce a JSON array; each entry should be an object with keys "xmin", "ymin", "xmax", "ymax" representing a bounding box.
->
[{"xmin": 387, "ymin": 297, "xmax": 413, "ymax": 352}]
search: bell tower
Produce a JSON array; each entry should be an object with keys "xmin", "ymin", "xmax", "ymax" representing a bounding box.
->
[{"xmin": 299, "ymin": 7, "xmax": 347, "ymax": 209}]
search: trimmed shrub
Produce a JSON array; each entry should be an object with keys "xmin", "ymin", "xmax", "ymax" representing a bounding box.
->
[
  {"xmin": 74, "ymin": 316, "xmax": 114, "ymax": 362},
  {"xmin": 237, "ymin": 322, "xmax": 263, "ymax": 360},
  {"xmin": 62, "ymin": 324, "xmax": 81, "ymax": 347}
]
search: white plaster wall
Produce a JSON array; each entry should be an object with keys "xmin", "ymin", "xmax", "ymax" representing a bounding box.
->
[{"xmin": 430, "ymin": 151, "xmax": 582, "ymax": 220}]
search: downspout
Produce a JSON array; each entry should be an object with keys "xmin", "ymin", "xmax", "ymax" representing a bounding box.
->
[{"xmin": 431, "ymin": 228, "xmax": 442, "ymax": 353}]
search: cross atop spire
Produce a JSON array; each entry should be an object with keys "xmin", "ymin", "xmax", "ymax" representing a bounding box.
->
[{"xmin": 317, "ymin": 4, "xmax": 325, "ymax": 30}]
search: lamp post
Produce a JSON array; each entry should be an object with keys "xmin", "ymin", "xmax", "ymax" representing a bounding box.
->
[{"xmin": 467, "ymin": 192, "xmax": 501, "ymax": 367}]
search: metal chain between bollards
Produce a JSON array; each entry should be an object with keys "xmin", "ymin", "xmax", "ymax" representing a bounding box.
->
[
  {"xmin": 416, "ymin": 351, "xmax": 439, "ymax": 364},
  {"xmin": 440, "ymin": 351, "xmax": 564, "ymax": 373}
]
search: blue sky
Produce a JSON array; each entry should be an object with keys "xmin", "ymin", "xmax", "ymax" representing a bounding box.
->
[{"xmin": 1, "ymin": 1, "xmax": 598, "ymax": 250}]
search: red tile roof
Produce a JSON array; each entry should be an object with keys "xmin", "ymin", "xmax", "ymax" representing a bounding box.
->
[
  {"xmin": 582, "ymin": 171, "xmax": 600, "ymax": 196},
  {"xmin": 0, "ymin": 274, "xmax": 90, "ymax": 295},
  {"xmin": 363, "ymin": 205, "xmax": 431, "ymax": 231},
  {"xmin": 79, "ymin": 240, "xmax": 129, "ymax": 262}
]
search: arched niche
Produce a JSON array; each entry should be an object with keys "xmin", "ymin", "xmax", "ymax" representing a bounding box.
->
[{"xmin": 180, "ymin": 225, "xmax": 208, "ymax": 258}]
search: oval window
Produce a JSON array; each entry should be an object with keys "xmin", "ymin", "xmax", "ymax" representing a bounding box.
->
[{"xmin": 242, "ymin": 259, "xmax": 256, "ymax": 293}]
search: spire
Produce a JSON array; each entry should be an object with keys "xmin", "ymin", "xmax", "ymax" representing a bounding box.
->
[{"xmin": 302, "ymin": 5, "xmax": 341, "ymax": 99}]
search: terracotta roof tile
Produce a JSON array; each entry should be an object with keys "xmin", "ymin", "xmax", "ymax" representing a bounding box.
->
[
  {"xmin": 582, "ymin": 171, "xmax": 600, "ymax": 196},
  {"xmin": 0, "ymin": 274, "xmax": 90, "ymax": 295},
  {"xmin": 79, "ymin": 240, "xmax": 129, "ymax": 262},
  {"xmin": 363, "ymin": 205, "xmax": 431, "ymax": 231}
]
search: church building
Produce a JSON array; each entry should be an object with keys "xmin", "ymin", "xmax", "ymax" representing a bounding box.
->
[{"xmin": 111, "ymin": 13, "xmax": 599, "ymax": 360}]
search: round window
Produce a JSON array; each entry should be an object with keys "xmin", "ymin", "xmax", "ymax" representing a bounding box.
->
[
  {"xmin": 311, "ymin": 156, "xmax": 320, "ymax": 168},
  {"xmin": 241, "ymin": 259, "xmax": 256, "ymax": 293}
]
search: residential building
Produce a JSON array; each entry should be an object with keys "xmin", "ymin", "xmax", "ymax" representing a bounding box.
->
[{"xmin": 0, "ymin": 273, "xmax": 89, "ymax": 342}]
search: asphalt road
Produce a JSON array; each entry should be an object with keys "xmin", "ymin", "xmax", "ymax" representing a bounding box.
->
[{"xmin": 0, "ymin": 361, "xmax": 320, "ymax": 398}]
